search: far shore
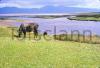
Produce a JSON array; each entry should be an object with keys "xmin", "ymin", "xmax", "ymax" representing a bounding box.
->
[{"xmin": 0, "ymin": 13, "xmax": 72, "ymax": 16}]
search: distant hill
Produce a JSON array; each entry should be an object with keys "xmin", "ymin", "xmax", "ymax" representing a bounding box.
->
[{"xmin": 0, "ymin": 6, "xmax": 100, "ymax": 14}]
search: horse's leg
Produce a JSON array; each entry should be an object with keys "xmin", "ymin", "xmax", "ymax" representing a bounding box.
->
[
  {"xmin": 34, "ymin": 33, "xmax": 36, "ymax": 39},
  {"xmin": 36, "ymin": 32, "xmax": 38, "ymax": 38},
  {"xmin": 23, "ymin": 33, "xmax": 26, "ymax": 38},
  {"xmin": 18, "ymin": 31, "xmax": 22, "ymax": 37},
  {"xmin": 34, "ymin": 32, "xmax": 37, "ymax": 39},
  {"xmin": 23, "ymin": 31, "xmax": 26, "ymax": 38},
  {"xmin": 33, "ymin": 30, "xmax": 38, "ymax": 38}
]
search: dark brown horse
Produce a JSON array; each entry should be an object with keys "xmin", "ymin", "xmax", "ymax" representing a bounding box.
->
[{"xmin": 18, "ymin": 23, "xmax": 39, "ymax": 38}]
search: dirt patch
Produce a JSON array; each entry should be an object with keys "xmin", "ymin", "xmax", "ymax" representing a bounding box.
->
[{"xmin": 0, "ymin": 19, "xmax": 33, "ymax": 27}]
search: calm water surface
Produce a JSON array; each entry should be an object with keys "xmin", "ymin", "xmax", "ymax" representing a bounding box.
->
[{"xmin": 11, "ymin": 17, "xmax": 100, "ymax": 35}]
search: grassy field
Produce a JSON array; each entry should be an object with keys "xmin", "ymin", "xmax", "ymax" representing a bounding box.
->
[
  {"xmin": 0, "ymin": 27, "xmax": 100, "ymax": 68},
  {"xmin": 68, "ymin": 16, "xmax": 100, "ymax": 21}
]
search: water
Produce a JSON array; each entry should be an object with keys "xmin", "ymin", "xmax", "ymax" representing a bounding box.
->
[{"xmin": 10, "ymin": 17, "xmax": 100, "ymax": 35}]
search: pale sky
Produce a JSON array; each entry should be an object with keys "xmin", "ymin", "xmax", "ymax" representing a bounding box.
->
[{"xmin": 0, "ymin": 0, "xmax": 100, "ymax": 9}]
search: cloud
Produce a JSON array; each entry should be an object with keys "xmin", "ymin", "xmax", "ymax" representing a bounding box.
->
[
  {"xmin": 0, "ymin": 0, "xmax": 100, "ymax": 9},
  {"xmin": 0, "ymin": 0, "xmax": 44, "ymax": 8},
  {"xmin": 72, "ymin": 0, "xmax": 100, "ymax": 9},
  {"xmin": 0, "ymin": 3, "xmax": 44, "ymax": 8}
]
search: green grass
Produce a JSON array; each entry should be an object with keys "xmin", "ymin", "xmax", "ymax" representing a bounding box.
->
[
  {"xmin": 68, "ymin": 16, "xmax": 100, "ymax": 21},
  {"xmin": 0, "ymin": 27, "xmax": 11, "ymax": 37},
  {"xmin": 0, "ymin": 27, "xmax": 100, "ymax": 68},
  {"xmin": 0, "ymin": 37, "xmax": 100, "ymax": 68}
]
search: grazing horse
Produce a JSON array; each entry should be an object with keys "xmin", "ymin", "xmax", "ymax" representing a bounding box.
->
[{"xmin": 18, "ymin": 23, "xmax": 39, "ymax": 38}]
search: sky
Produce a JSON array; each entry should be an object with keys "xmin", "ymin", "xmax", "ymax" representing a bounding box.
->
[{"xmin": 0, "ymin": 0, "xmax": 100, "ymax": 9}]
